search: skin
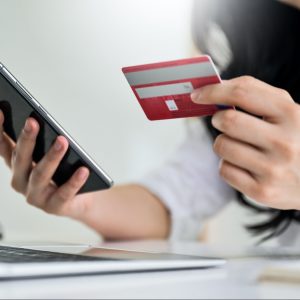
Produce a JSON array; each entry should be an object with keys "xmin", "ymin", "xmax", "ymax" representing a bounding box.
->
[
  {"xmin": 191, "ymin": 77, "xmax": 300, "ymax": 211},
  {"xmin": 281, "ymin": 0, "xmax": 300, "ymax": 9},
  {"xmin": 0, "ymin": 111, "xmax": 170, "ymax": 240},
  {"xmin": 0, "ymin": 111, "xmax": 169, "ymax": 239},
  {"xmin": 0, "ymin": 0, "xmax": 299, "ymax": 240}
]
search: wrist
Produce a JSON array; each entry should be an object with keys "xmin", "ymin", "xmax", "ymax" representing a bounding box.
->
[{"xmin": 67, "ymin": 193, "xmax": 95, "ymax": 223}]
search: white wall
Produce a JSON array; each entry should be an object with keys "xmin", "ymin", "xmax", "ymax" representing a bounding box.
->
[{"xmin": 0, "ymin": 0, "xmax": 193, "ymax": 243}]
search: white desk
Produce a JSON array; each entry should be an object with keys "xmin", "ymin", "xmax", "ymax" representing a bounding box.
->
[{"xmin": 0, "ymin": 240, "xmax": 300, "ymax": 299}]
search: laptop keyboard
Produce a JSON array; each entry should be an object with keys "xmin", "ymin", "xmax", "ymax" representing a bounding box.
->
[{"xmin": 0, "ymin": 245, "xmax": 116, "ymax": 263}]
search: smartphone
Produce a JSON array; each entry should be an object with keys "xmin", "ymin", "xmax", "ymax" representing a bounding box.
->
[{"xmin": 0, "ymin": 62, "xmax": 113, "ymax": 194}]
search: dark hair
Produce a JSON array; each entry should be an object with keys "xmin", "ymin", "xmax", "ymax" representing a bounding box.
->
[{"xmin": 192, "ymin": 0, "xmax": 300, "ymax": 241}]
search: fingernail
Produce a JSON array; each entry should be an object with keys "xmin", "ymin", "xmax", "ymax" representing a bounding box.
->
[
  {"xmin": 191, "ymin": 91, "xmax": 202, "ymax": 103},
  {"xmin": 212, "ymin": 114, "xmax": 221, "ymax": 129},
  {"xmin": 24, "ymin": 120, "xmax": 32, "ymax": 133},
  {"xmin": 78, "ymin": 169, "xmax": 89, "ymax": 181},
  {"xmin": 54, "ymin": 139, "xmax": 63, "ymax": 151}
]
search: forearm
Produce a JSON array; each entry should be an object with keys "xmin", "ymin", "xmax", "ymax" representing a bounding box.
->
[{"xmin": 75, "ymin": 184, "xmax": 171, "ymax": 241}]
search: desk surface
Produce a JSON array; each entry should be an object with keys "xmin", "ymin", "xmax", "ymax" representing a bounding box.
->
[{"xmin": 1, "ymin": 240, "xmax": 300, "ymax": 299}]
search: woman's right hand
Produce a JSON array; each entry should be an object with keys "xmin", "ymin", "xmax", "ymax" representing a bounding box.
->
[{"xmin": 0, "ymin": 109, "xmax": 91, "ymax": 219}]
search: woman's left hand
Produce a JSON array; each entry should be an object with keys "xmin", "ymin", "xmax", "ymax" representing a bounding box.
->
[{"xmin": 191, "ymin": 76, "xmax": 300, "ymax": 210}]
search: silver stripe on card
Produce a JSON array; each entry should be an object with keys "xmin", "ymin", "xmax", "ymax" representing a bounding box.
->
[
  {"xmin": 136, "ymin": 82, "xmax": 194, "ymax": 99},
  {"xmin": 125, "ymin": 62, "xmax": 216, "ymax": 86}
]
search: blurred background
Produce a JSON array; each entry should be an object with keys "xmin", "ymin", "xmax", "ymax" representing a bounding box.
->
[{"xmin": 0, "ymin": 0, "xmax": 254, "ymax": 245}]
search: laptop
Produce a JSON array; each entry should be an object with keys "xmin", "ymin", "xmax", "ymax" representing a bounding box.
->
[{"xmin": 0, "ymin": 241, "xmax": 226, "ymax": 280}]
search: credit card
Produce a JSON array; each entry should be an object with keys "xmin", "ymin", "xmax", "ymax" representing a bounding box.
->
[{"xmin": 122, "ymin": 55, "xmax": 226, "ymax": 121}]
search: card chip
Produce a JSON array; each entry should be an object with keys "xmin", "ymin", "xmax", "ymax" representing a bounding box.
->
[{"xmin": 165, "ymin": 100, "xmax": 179, "ymax": 111}]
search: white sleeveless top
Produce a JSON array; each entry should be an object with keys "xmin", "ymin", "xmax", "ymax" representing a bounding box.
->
[{"xmin": 138, "ymin": 120, "xmax": 300, "ymax": 247}]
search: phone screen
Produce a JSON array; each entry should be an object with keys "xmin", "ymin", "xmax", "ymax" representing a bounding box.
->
[{"xmin": 0, "ymin": 72, "xmax": 112, "ymax": 194}]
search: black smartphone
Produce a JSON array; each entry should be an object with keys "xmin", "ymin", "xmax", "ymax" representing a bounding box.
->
[{"xmin": 0, "ymin": 62, "xmax": 113, "ymax": 194}]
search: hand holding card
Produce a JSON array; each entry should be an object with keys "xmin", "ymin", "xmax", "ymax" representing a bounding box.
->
[{"xmin": 122, "ymin": 55, "xmax": 228, "ymax": 121}]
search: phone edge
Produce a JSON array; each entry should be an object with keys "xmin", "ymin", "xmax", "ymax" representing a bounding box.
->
[{"xmin": 0, "ymin": 62, "xmax": 114, "ymax": 189}]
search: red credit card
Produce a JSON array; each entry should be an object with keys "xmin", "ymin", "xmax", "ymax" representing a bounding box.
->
[{"xmin": 122, "ymin": 55, "xmax": 227, "ymax": 121}]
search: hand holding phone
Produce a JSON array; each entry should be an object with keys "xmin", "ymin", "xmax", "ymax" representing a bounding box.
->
[
  {"xmin": 0, "ymin": 62, "xmax": 113, "ymax": 196},
  {"xmin": 0, "ymin": 110, "xmax": 91, "ymax": 217}
]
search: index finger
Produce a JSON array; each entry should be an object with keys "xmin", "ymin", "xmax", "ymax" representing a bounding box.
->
[{"xmin": 191, "ymin": 76, "xmax": 294, "ymax": 119}]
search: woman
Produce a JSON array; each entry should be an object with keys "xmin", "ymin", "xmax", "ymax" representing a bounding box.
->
[{"xmin": 0, "ymin": 0, "xmax": 299, "ymax": 243}]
